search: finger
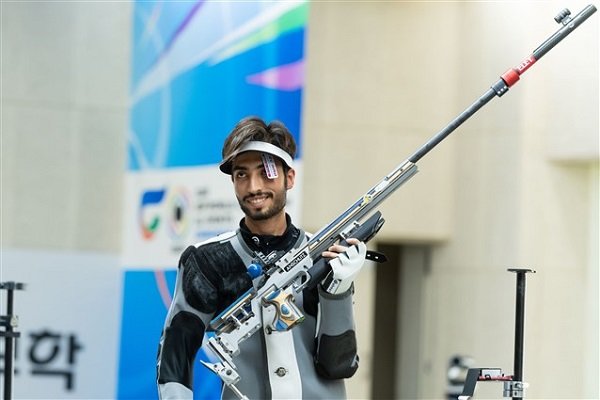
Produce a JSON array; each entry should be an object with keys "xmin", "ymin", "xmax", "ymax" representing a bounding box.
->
[
  {"xmin": 345, "ymin": 238, "xmax": 360, "ymax": 246},
  {"xmin": 327, "ymin": 244, "xmax": 348, "ymax": 253},
  {"xmin": 322, "ymin": 248, "xmax": 350, "ymax": 259},
  {"xmin": 321, "ymin": 250, "xmax": 338, "ymax": 259}
]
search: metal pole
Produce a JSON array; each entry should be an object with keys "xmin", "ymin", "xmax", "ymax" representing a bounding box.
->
[
  {"xmin": 3, "ymin": 287, "xmax": 15, "ymax": 400},
  {"xmin": 508, "ymin": 269, "xmax": 535, "ymax": 399},
  {"xmin": 1, "ymin": 282, "xmax": 24, "ymax": 400}
]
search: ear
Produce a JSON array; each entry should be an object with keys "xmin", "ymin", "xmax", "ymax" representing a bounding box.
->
[{"xmin": 286, "ymin": 168, "xmax": 296, "ymax": 190}]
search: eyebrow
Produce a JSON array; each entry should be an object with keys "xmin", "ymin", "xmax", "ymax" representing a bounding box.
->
[{"xmin": 232, "ymin": 161, "xmax": 264, "ymax": 173}]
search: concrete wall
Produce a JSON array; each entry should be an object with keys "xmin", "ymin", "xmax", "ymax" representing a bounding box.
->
[
  {"xmin": 2, "ymin": 1, "xmax": 130, "ymax": 252},
  {"xmin": 302, "ymin": 2, "xmax": 459, "ymax": 242}
]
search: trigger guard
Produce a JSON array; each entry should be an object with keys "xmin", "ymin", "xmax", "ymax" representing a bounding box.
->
[{"xmin": 260, "ymin": 301, "xmax": 278, "ymax": 333}]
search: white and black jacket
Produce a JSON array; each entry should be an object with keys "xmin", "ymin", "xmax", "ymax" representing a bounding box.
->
[{"xmin": 156, "ymin": 216, "xmax": 359, "ymax": 399}]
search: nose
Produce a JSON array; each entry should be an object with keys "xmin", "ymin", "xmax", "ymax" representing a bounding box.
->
[{"xmin": 247, "ymin": 171, "xmax": 263, "ymax": 193}]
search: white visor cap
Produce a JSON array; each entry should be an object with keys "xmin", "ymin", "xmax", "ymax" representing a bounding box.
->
[{"xmin": 219, "ymin": 141, "xmax": 294, "ymax": 174}]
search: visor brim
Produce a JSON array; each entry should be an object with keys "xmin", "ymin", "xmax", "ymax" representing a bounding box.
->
[{"xmin": 219, "ymin": 141, "xmax": 294, "ymax": 175}]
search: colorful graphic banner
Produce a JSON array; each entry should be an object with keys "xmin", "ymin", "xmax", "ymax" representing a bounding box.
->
[{"xmin": 119, "ymin": 2, "xmax": 308, "ymax": 398}]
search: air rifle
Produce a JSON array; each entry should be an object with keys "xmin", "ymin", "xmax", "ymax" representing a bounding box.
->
[{"xmin": 200, "ymin": 5, "xmax": 596, "ymax": 399}]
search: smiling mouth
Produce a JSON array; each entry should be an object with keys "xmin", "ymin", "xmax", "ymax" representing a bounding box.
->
[{"xmin": 245, "ymin": 194, "xmax": 271, "ymax": 206}]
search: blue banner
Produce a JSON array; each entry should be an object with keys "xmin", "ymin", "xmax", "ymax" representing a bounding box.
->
[
  {"xmin": 119, "ymin": 2, "xmax": 308, "ymax": 398},
  {"xmin": 128, "ymin": 1, "xmax": 307, "ymax": 170}
]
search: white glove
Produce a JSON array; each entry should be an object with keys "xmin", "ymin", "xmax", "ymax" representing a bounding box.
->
[{"xmin": 324, "ymin": 240, "xmax": 367, "ymax": 295}]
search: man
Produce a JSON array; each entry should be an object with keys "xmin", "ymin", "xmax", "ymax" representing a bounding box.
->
[{"xmin": 157, "ymin": 116, "xmax": 367, "ymax": 399}]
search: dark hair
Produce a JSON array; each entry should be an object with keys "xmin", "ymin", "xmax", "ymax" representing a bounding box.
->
[{"xmin": 222, "ymin": 116, "xmax": 297, "ymax": 161}]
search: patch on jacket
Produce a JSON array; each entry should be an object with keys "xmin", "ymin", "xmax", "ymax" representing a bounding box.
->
[
  {"xmin": 314, "ymin": 330, "xmax": 359, "ymax": 379},
  {"xmin": 181, "ymin": 242, "xmax": 252, "ymax": 316}
]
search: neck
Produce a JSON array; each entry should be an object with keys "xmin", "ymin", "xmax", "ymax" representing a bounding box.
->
[{"xmin": 244, "ymin": 211, "xmax": 287, "ymax": 236}]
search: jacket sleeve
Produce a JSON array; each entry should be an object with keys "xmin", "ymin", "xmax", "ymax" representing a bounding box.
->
[
  {"xmin": 156, "ymin": 245, "xmax": 220, "ymax": 399},
  {"xmin": 313, "ymin": 284, "xmax": 359, "ymax": 379}
]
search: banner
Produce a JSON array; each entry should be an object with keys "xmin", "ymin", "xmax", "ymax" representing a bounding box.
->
[
  {"xmin": 1, "ymin": 250, "xmax": 121, "ymax": 399},
  {"xmin": 118, "ymin": 2, "xmax": 308, "ymax": 398}
]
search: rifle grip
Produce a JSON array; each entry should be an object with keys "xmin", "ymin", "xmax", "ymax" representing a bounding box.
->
[{"xmin": 262, "ymin": 289, "xmax": 305, "ymax": 332}]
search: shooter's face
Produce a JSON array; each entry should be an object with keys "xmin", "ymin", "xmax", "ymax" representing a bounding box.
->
[{"xmin": 232, "ymin": 151, "xmax": 294, "ymax": 222}]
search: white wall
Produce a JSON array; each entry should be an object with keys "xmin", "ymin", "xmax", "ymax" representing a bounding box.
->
[
  {"xmin": 1, "ymin": 1, "xmax": 130, "ymax": 252},
  {"xmin": 302, "ymin": 2, "xmax": 460, "ymax": 242}
]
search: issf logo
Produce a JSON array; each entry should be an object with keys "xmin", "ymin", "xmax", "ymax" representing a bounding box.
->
[
  {"xmin": 138, "ymin": 187, "xmax": 192, "ymax": 241},
  {"xmin": 139, "ymin": 189, "xmax": 166, "ymax": 240},
  {"xmin": 166, "ymin": 187, "xmax": 191, "ymax": 240}
]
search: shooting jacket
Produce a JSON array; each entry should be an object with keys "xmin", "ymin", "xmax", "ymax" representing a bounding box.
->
[{"xmin": 157, "ymin": 216, "xmax": 359, "ymax": 400}]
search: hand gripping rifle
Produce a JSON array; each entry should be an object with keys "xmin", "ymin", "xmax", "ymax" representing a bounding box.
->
[{"xmin": 200, "ymin": 6, "xmax": 596, "ymax": 399}]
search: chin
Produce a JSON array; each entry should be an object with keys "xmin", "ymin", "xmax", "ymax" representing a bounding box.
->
[
  {"xmin": 249, "ymin": 212, "xmax": 272, "ymax": 221},
  {"xmin": 241, "ymin": 207, "xmax": 268, "ymax": 220}
]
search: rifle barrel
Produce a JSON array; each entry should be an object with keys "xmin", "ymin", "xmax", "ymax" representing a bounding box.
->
[{"xmin": 409, "ymin": 4, "xmax": 596, "ymax": 164}]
